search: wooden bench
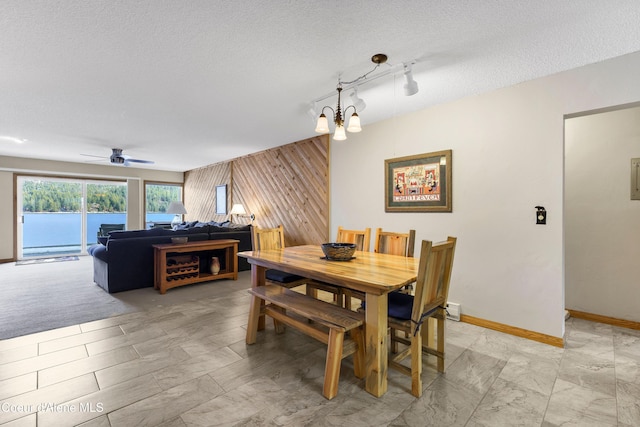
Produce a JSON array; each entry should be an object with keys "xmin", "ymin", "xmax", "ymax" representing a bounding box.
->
[{"xmin": 246, "ymin": 284, "xmax": 365, "ymax": 400}]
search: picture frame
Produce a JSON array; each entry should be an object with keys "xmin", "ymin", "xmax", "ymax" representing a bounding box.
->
[
  {"xmin": 385, "ymin": 149, "xmax": 452, "ymax": 212},
  {"xmin": 215, "ymin": 184, "xmax": 227, "ymax": 215}
]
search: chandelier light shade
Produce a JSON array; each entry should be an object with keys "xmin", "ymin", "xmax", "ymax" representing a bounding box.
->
[
  {"xmin": 346, "ymin": 113, "xmax": 361, "ymax": 133},
  {"xmin": 314, "ymin": 114, "xmax": 329, "ymax": 133}
]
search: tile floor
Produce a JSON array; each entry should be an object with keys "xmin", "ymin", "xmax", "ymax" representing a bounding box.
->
[{"xmin": 1, "ymin": 272, "xmax": 639, "ymax": 426}]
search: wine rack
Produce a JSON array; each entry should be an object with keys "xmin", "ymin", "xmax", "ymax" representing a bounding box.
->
[
  {"xmin": 153, "ymin": 239, "xmax": 239, "ymax": 294},
  {"xmin": 166, "ymin": 255, "xmax": 199, "ymax": 282}
]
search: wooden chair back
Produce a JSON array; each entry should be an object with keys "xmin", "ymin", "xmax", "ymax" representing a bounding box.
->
[
  {"xmin": 252, "ymin": 225, "xmax": 308, "ymax": 290},
  {"xmin": 373, "ymin": 228, "xmax": 416, "ymax": 257},
  {"xmin": 336, "ymin": 226, "xmax": 371, "ymax": 252},
  {"xmin": 412, "ymin": 237, "xmax": 457, "ymax": 330},
  {"xmin": 98, "ymin": 223, "xmax": 125, "ymax": 237},
  {"xmin": 251, "ymin": 225, "xmax": 285, "ymax": 251}
]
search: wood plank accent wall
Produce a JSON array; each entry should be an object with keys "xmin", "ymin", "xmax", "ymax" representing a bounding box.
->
[
  {"xmin": 183, "ymin": 162, "xmax": 231, "ymax": 223},
  {"xmin": 184, "ymin": 135, "xmax": 329, "ymax": 247}
]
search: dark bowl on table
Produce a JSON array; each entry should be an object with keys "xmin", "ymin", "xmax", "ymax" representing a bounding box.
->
[{"xmin": 321, "ymin": 243, "xmax": 357, "ymax": 260}]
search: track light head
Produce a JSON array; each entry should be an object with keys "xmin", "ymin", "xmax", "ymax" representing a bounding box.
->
[{"xmin": 403, "ymin": 63, "xmax": 419, "ymax": 96}]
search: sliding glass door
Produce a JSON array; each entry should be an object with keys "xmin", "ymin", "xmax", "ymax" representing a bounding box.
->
[{"xmin": 17, "ymin": 176, "xmax": 127, "ymax": 259}]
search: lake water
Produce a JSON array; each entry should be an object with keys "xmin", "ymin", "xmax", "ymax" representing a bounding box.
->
[{"xmin": 22, "ymin": 212, "xmax": 174, "ymax": 256}]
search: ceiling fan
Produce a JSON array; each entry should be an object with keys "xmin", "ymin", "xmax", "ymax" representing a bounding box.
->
[{"xmin": 82, "ymin": 148, "xmax": 154, "ymax": 166}]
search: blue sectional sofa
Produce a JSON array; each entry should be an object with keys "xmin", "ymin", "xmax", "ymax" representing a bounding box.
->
[{"xmin": 88, "ymin": 222, "xmax": 252, "ymax": 293}]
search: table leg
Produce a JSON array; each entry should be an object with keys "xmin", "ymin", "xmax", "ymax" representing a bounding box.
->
[{"xmin": 364, "ymin": 293, "xmax": 388, "ymax": 397}]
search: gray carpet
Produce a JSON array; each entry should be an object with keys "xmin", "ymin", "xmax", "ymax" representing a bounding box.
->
[
  {"xmin": 0, "ymin": 256, "xmax": 140, "ymax": 339},
  {"xmin": 0, "ymin": 255, "xmax": 252, "ymax": 340}
]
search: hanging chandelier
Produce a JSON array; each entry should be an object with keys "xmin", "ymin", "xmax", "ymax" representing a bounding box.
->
[
  {"xmin": 314, "ymin": 54, "xmax": 388, "ymax": 141},
  {"xmin": 312, "ymin": 53, "xmax": 419, "ymax": 141},
  {"xmin": 314, "ymin": 82, "xmax": 360, "ymax": 141}
]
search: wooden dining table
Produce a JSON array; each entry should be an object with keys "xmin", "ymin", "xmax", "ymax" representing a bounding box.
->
[{"xmin": 238, "ymin": 244, "xmax": 419, "ymax": 397}]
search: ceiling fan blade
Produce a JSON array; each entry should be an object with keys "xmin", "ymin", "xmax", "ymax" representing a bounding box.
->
[
  {"xmin": 123, "ymin": 158, "xmax": 154, "ymax": 166},
  {"xmin": 80, "ymin": 153, "xmax": 108, "ymax": 159},
  {"xmin": 124, "ymin": 158, "xmax": 154, "ymax": 164}
]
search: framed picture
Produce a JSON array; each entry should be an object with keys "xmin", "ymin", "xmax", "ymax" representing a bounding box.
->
[
  {"xmin": 215, "ymin": 184, "xmax": 227, "ymax": 214},
  {"xmin": 385, "ymin": 149, "xmax": 452, "ymax": 212}
]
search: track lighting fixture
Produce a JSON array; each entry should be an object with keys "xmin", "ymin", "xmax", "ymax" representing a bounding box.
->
[
  {"xmin": 403, "ymin": 63, "xmax": 419, "ymax": 96},
  {"xmin": 350, "ymin": 87, "xmax": 366, "ymax": 112}
]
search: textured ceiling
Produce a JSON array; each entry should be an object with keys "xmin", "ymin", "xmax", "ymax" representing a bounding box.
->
[{"xmin": 1, "ymin": 0, "xmax": 639, "ymax": 172}]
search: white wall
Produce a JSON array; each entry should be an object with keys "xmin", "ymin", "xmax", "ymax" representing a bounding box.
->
[
  {"xmin": 0, "ymin": 171, "xmax": 14, "ymax": 260},
  {"xmin": 331, "ymin": 51, "xmax": 640, "ymax": 339},
  {"xmin": 565, "ymin": 106, "xmax": 640, "ymax": 321},
  {"xmin": 0, "ymin": 155, "xmax": 183, "ymax": 260}
]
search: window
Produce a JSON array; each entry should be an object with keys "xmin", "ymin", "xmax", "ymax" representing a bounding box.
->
[{"xmin": 145, "ymin": 182, "xmax": 183, "ymax": 229}]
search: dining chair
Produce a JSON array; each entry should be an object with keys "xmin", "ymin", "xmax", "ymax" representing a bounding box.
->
[
  {"xmin": 344, "ymin": 227, "xmax": 416, "ymax": 309},
  {"xmin": 387, "ymin": 236, "xmax": 457, "ymax": 397},
  {"xmin": 251, "ymin": 225, "xmax": 308, "ymax": 289},
  {"xmin": 307, "ymin": 226, "xmax": 372, "ymax": 307},
  {"xmin": 373, "ymin": 227, "xmax": 416, "ymax": 257},
  {"xmin": 336, "ymin": 226, "xmax": 371, "ymax": 252},
  {"xmin": 97, "ymin": 223, "xmax": 125, "ymax": 238}
]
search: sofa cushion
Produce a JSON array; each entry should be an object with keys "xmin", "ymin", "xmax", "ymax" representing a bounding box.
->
[
  {"xmin": 207, "ymin": 220, "xmax": 230, "ymax": 227},
  {"xmin": 387, "ymin": 291, "xmax": 414, "ymax": 320},
  {"xmin": 108, "ymin": 228, "xmax": 171, "ymax": 240},
  {"xmin": 211, "ymin": 223, "xmax": 251, "ymax": 232},
  {"xmin": 174, "ymin": 221, "xmax": 200, "ymax": 230},
  {"xmin": 266, "ymin": 269, "xmax": 305, "ymax": 284}
]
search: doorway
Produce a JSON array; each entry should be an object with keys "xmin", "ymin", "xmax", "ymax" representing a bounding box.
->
[{"xmin": 564, "ymin": 104, "xmax": 640, "ymax": 323}]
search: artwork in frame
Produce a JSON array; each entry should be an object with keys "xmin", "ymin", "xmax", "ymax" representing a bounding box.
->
[
  {"xmin": 215, "ymin": 184, "xmax": 227, "ymax": 215},
  {"xmin": 385, "ymin": 149, "xmax": 452, "ymax": 212}
]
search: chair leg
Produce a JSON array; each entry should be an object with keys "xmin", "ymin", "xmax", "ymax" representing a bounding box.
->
[
  {"xmin": 390, "ymin": 328, "xmax": 399, "ymax": 354},
  {"xmin": 306, "ymin": 285, "xmax": 318, "ymax": 299},
  {"xmin": 246, "ymin": 295, "xmax": 262, "ymax": 344},
  {"xmin": 343, "ymin": 290, "xmax": 352, "ymax": 310},
  {"xmin": 410, "ymin": 329, "xmax": 423, "ymax": 398},
  {"xmin": 323, "ymin": 329, "xmax": 344, "ymax": 400},
  {"xmin": 437, "ymin": 314, "xmax": 445, "ymax": 372}
]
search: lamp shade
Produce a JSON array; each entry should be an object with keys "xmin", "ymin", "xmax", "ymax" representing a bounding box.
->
[
  {"xmin": 315, "ymin": 114, "xmax": 329, "ymax": 133},
  {"xmin": 166, "ymin": 201, "xmax": 187, "ymax": 215},
  {"xmin": 333, "ymin": 125, "xmax": 347, "ymax": 141},
  {"xmin": 346, "ymin": 113, "xmax": 361, "ymax": 133},
  {"xmin": 229, "ymin": 204, "xmax": 247, "ymax": 215}
]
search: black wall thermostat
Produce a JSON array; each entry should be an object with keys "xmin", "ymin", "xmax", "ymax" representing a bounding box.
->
[{"xmin": 535, "ymin": 206, "xmax": 547, "ymax": 225}]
